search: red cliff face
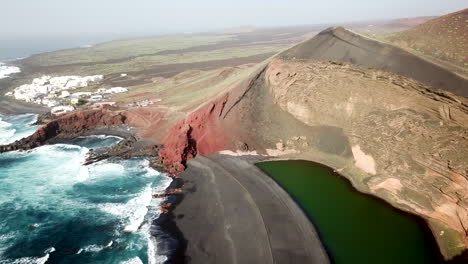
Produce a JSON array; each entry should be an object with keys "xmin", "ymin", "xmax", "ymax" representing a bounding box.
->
[
  {"xmin": 159, "ymin": 94, "xmax": 234, "ymax": 174},
  {"xmin": 0, "ymin": 109, "xmax": 127, "ymax": 152}
]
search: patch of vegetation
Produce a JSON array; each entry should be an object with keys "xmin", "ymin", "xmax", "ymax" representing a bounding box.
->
[
  {"xmin": 111, "ymin": 64, "xmax": 259, "ymax": 111},
  {"xmin": 76, "ymin": 98, "xmax": 88, "ymax": 106},
  {"xmin": 44, "ymin": 45, "xmax": 283, "ymax": 76},
  {"xmin": 23, "ymin": 35, "xmax": 236, "ymax": 66}
]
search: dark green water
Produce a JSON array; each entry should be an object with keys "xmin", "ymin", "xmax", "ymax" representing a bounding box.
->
[{"xmin": 257, "ymin": 160, "xmax": 443, "ymax": 264}]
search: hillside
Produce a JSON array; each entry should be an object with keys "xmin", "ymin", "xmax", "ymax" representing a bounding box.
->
[
  {"xmin": 3, "ymin": 26, "xmax": 468, "ymax": 261},
  {"xmin": 385, "ymin": 9, "xmax": 468, "ymax": 69},
  {"xmin": 280, "ymin": 27, "xmax": 468, "ymax": 97},
  {"xmin": 159, "ymin": 27, "xmax": 468, "ymax": 259}
]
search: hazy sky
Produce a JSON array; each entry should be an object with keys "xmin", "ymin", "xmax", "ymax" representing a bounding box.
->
[{"xmin": 0, "ymin": 0, "xmax": 466, "ymax": 38}]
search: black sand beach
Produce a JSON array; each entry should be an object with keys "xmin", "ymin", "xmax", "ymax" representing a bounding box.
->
[{"xmin": 171, "ymin": 154, "xmax": 329, "ymax": 263}]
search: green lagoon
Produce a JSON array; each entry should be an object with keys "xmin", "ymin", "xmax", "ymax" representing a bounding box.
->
[{"xmin": 257, "ymin": 160, "xmax": 443, "ymax": 264}]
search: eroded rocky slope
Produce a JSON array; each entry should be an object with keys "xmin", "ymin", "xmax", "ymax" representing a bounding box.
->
[
  {"xmin": 158, "ymin": 28, "xmax": 468, "ymax": 258},
  {"xmin": 280, "ymin": 27, "xmax": 468, "ymax": 96},
  {"xmin": 3, "ymin": 26, "xmax": 468, "ymax": 259}
]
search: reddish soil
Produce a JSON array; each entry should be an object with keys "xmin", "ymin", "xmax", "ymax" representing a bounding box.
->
[
  {"xmin": 0, "ymin": 108, "xmax": 127, "ymax": 152},
  {"xmin": 159, "ymin": 94, "xmax": 235, "ymax": 174},
  {"xmin": 124, "ymin": 107, "xmax": 167, "ymax": 141}
]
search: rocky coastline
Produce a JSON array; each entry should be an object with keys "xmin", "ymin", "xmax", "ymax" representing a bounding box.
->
[
  {"xmin": 2, "ymin": 25, "xmax": 468, "ymax": 262},
  {"xmin": 0, "ymin": 107, "xmax": 190, "ymax": 263}
]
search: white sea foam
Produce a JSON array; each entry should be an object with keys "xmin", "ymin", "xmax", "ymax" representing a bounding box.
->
[
  {"xmin": 2, "ymin": 247, "xmax": 54, "ymax": 264},
  {"xmin": 77, "ymin": 166, "xmax": 90, "ymax": 182},
  {"xmin": 0, "ymin": 114, "xmax": 38, "ymax": 145},
  {"xmin": 76, "ymin": 241, "xmax": 112, "ymax": 255},
  {"xmin": 0, "ymin": 62, "xmax": 21, "ymax": 79},
  {"xmin": 44, "ymin": 247, "xmax": 55, "ymax": 254},
  {"xmin": 80, "ymin": 244, "xmax": 104, "ymax": 253},
  {"xmin": 14, "ymin": 144, "xmax": 91, "ymax": 188},
  {"xmin": 0, "ymin": 117, "xmax": 17, "ymax": 145},
  {"xmin": 0, "ymin": 232, "xmax": 17, "ymax": 243},
  {"xmin": 120, "ymin": 257, "xmax": 144, "ymax": 264},
  {"xmin": 0, "ymin": 116, "xmax": 12, "ymax": 128},
  {"xmin": 51, "ymin": 143, "xmax": 86, "ymax": 151},
  {"xmin": 78, "ymin": 135, "xmax": 123, "ymax": 141},
  {"xmin": 0, "ymin": 117, "xmax": 171, "ymax": 263},
  {"xmin": 1, "ymin": 255, "xmax": 48, "ymax": 264},
  {"xmin": 89, "ymin": 161, "xmax": 125, "ymax": 175},
  {"xmin": 0, "ymin": 128, "xmax": 16, "ymax": 144},
  {"xmin": 100, "ymin": 184, "xmax": 153, "ymax": 232},
  {"xmin": 141, "ymin": 223, "xmax": 168, "ymax": 264},
  {"xmin": 97, "ymin": 162, "xmax": 171, "ymax": 233}
]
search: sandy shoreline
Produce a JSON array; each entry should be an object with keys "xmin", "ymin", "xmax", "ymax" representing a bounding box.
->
[
  {"xmin": 0, "ymin": 100, "xmax": 330, "ymax": 263},
  {"xmin": 167, "ymin": 154, "xmax": 330, "ymax": 263}
]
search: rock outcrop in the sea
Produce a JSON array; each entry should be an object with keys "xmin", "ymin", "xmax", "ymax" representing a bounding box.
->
[
  {"xmin": 0, "ymin": 109, "xmax": 127, "ymax": 152},
  {"xmin": 84, "ymin": 136, "xmax": 165, "ymax": 171}
]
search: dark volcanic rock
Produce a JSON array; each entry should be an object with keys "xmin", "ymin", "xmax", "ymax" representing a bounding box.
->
[
  {"xmin": 0, "ymin": 109, "xmax": 127, "ymax": 153},
  {"xmin": 279, "ymin": 27, "xmax": 468, "ymax": 97}
]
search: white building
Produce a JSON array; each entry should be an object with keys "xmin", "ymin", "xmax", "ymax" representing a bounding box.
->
[
  {"xmin": 59, "ymin": 91, "xmax": 70, "ymax": 98},
  {"xmin": 8, "ymin": 74, "xmax": 104, "ymax": 106},
  {"xmin": 96, "ymin": 88, "xmax": 107, "ymax": 94},
  {"xmin": 41, "ymin": 98, "xmax": 58, "ymax": 107},
  {"xmin": 90, "ymin": 95, "xmax": 103, "ymax": 101},
  {"xmin": 70, "ymin": 98, "xmax": 80, "ymax": 105},
  {"xmin": 83, "ymin": 75, "xmax": 103, "ymax": 82},
  {"xmin": 71, "ymin": 92, "xmax": 92, "ymax": 98},
  {"xmin": 51, "ymin": 105, "xmax": 74, "ymax": 115},
  {"xmin": 65, "ymin": 79, "xmax": 87, "ymax": 89},
  {"xmin": 105, "ymin": 87, "xmax": 128, "ymax": 94}
]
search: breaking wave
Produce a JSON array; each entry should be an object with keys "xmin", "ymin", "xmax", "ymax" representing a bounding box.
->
[
  {"xmin": 0, "ymin": 117, "xmax": 172, "ymax": 264},
  {"xmin": 0, "ymin": 62, "xmax": 21, "ymax": 79},
  {"xmin": 0, "ymin": 114, "xmax": 38, "ymax": 145}
]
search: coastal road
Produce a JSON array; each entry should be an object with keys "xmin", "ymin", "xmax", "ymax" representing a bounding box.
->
[{"xmin": 173, "ymin": 154, "xmax": 330, "ymax": 263}]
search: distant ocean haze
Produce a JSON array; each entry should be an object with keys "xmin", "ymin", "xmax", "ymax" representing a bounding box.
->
[{"xmin": 0, "ymin": 36, "xmax": 114, "ymax": 61}]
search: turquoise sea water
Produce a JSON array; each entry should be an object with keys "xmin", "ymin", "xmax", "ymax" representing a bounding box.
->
[
  {"xmin": 0, "ymin": 114, "xmax": 171, "ymax": 264},
  {"xmin": 0, "ymin": 114, "xmax": 39, "ymax": 145}
]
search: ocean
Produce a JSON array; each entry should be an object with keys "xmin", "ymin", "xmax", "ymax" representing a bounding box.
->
[
  {"xmin": 0, "ymin": 114, "xmax": 172, "ymax": 264},
  {"xmin": 0, "ymin": 37, "xmax": 112, "ymax": 62}
]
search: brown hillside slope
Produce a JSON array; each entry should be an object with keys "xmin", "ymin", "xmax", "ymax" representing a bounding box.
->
[
  {"xmin": 5, "ymin": 27, "xmax": 468, "ymax": 260},
  {"xmin": 386, "ymin": 9, "xmax": 468, "ymax": 69},
  {"xmin": 160, "ymin": 28, "xmax": 468, "ymax": 259},
  {"xmin": 280, "ymin": 27, "xmax": 468, "ymax": 97}
]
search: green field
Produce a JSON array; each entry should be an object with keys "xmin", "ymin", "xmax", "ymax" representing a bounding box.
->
[
  {"xmin": 25, "ymin": 35, "xmax": 235, "ymax": 66},
  {"xmin": 257, "ymin": 160, "xmax": 443, "ymax": 264},
  {"xmin": 50, "ymin": 45, "xmax": 282, "ymax": 76},
  {"xmin": 17, "ymin": 33, "xmax": 286, "ymax": 77}
]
